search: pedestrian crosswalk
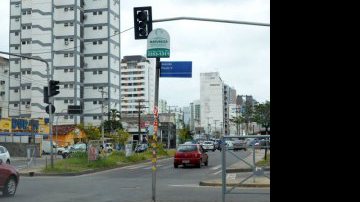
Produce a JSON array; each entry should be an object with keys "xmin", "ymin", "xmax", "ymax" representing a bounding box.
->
[{"xmin": 121, "ymin": 163, "xmax": 224, "ymax": 175}]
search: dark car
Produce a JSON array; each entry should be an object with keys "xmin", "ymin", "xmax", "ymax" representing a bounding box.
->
[
  {"xmin": 174, "ymin": 144, "xmax": 208, "ymax": 168},
  {"xmin": 0, "ymin": 159, "xmax": 20, "ymax": 197},
  {"xmin": 233, "ymin": 139, "xmax": 247, "ymax": 151}
]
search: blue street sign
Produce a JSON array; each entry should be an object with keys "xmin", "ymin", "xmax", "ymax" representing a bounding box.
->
[{"xmin": 160, "ymin": 61, "xmax": 192, "ymax": 78}]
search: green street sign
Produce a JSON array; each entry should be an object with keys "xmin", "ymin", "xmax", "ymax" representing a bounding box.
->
[{"xmin": 147, "ymin": 28, "xmax": 170, "ymax": 58}]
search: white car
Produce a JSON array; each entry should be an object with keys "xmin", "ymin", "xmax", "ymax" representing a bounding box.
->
[
  {"xmin": 201, "ymin": 141, "xmax": 215, "ymax": 151},
  {"xmin": 0, "ymin": 146, "xmax": 11, "ymax": 164}
]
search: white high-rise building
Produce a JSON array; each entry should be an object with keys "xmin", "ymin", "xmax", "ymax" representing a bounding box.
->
[
  {"xmin": 200, "ymin": 72, "xmax": 224, "ymax": 135},
  {"xmin": 190, "ymin": 100, "xmax": 201, "ymax": 131},
  {"xmin": 0, "ymin": 56, "xmax": 9, "ymax": 118},
  {"xmin": 9, "ymin": 0, "xmax": 121, "ymax": 126},
  {"xmin": 120, "ymin": 55, "xmax": 154, "ymax": 116}
]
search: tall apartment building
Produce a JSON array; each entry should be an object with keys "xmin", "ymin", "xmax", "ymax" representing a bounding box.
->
[
  {"xmin": 200, "ymin": 72, "xmax": 224, "ymax": 134},
  {"xmin": 189, "ymin": 100, "xmax": 201, "ymax": 131},
  {"xmin": 0, "ymin": 56, "xmax": 9, "ymax": 118},
  {"xmin": 223, "ymin": 84, "xmax": 236, "ymax": 135},
  {"xmin": 120, "ymin": 55, "xmax": 154, "ymax": 116},
  {"xmin": 158, "ymin": 99, "xmax": 167, "ymax": 113},
  {"xmin": 9, "ymin": 0, "xmax": 121, "ymax": 126}
]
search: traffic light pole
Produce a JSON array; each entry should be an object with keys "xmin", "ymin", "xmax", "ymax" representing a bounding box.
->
[
  {"xmin": 0, "ymin": 51, "xmax": 54, "ymax": 168},
  {"xmin": 152, "ymin": 57, "xmax": 160, "ymax": 202}
]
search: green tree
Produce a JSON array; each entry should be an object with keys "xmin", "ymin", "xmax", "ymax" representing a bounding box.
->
[
  {"xmin": 77, "ymin": 124, "xmax": 101, "ymax": 141},
  {"xmin": 253, "ymin": 101, "xmax": 270, "ymax": 134},
  {"xmin": 243, "ymin": 101, "xmax": 254, "ymax": 135},
  {"xmin": 179, "ymin": 127, "xmax": 192, "ymax": 144},
  {"xmin": 230, "ymin": 115, "xmax": 246, "ymax": 135},
  {"xmin": 116, "ymin": 129, "xmax": 131, "ymax": 148},
  {"xmin": 101, "ymin": 109, "xmax": 123, "ymax": 133}
]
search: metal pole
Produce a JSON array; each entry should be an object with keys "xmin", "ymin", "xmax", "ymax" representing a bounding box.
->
[
  {"xmin": 253, "ymin": 144, "xmax": 256, "ymax": 183},
  {"xmin": 222, "ymin": 136, "xmax": 226, "ymax": 202},
  {"xmin": 138, "ymin": 101, "xmax": 141, "ymax": 142},
  {"xmin": 153, "ymin": 17, "xmax": 270, "ymax": 27},
  {"xmin": 99, "ymin": 89, "xmax": 105, "ymax": 147},
  {"xmin": 168, "ymin": 106, "xmax": 170, "ymax": 150},
  {"xmin": 152, "ymin": 57, "xmax": 160, "ymax": 202}
]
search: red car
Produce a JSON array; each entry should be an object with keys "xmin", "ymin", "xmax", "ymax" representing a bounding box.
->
[
  {"xmin": 174, "ymin": 144, "xmax": 208, "ymax": 168},
  {"xmin": 0, "ymin": 159, "xmax": 20, "ymax": 197}
]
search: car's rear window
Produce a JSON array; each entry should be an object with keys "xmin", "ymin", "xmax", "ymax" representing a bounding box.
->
[{"xmin": 177, "ymin": 145, "xmax": 198, "ymax": 152}]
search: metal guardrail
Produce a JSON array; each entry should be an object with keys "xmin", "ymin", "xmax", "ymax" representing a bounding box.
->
[{"xmin": 221, "ymin": 135, "xmax": 270, "ymax": 202}]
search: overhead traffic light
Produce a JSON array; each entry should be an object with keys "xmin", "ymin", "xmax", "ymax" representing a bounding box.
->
[
  {"xmin": 133, "ymin": 6, "xmax": 152, "ymax": 39},
  {"xmin": 49, "ymin": 80, "xmax": 60, "ymax": 97}
]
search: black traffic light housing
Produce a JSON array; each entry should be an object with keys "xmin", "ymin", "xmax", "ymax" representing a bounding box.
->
[
  {"xmin": 133, "ymin": 6, "xmax": 152, "ymax": 40},
  {"xmin": 43, "ymin": 86, "xmax": 49, "ymax": 104},
  {"xmin": 49, "ymin": 80, "xmax": 60, "ymax": 97}
]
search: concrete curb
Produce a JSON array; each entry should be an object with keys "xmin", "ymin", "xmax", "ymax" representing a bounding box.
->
[
  {"xmin": 19, "ymin": 156, "xmax": 172, "ymax": 177},
  {"xmin": 226, "ymin": 167, "xmax": 270, "ymax": 173},
  {"xmin": 199, "ymin": 181, "xmax": 270, "ymax": 188}
]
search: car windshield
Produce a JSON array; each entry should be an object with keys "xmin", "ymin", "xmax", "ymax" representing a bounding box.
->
[
  {"xmin": 177, "ymin": 145, "xmax": 198, "ymax": 152},
  {"xmin": 203, "ymin": 141, "xmax": 213, "ymax": 144}
]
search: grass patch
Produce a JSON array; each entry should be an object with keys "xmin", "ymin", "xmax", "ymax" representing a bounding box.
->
[
  {"xmin": 256, "ymin": 153, "xmax": 270, "ymax": 167},
  {"xmin": 43, "ymin": 149, "xmax": 176, "ymax": 174}
]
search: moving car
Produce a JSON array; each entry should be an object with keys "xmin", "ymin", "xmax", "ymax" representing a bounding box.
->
[
  {"xmin": 201, "ymin": 141, "xmax": 215, "ymax": 151},
  {"xmin": 0, "ymin": 159, "xmax": 20, "ymax": 196},
  {"xmin": 232, "ymin": 139, "xmax": 247, "ymax": 151},
  {"xmin": 0, "ymin": 146, "xmax": 11, "ymax": 164},
  {"xmin": 174, "ymin": 144, "xmax": 208, "ymax": 168}
]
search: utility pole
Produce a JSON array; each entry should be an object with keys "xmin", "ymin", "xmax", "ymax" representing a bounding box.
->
[
  {"xmin": 136, "ymin": 100, "xmax": 149, "ymax": 143},
  {"xmin": 207, "ymin": 117, "xmax": 211, "ymax": 135},
  {"xmin": 99, "ymin": 89, "xmax": 107, "ymax": 146},
  {"xmin": 167, "ymin": 106, "xmax": 177, "ymax": 149},
  {"xmin": 214, "ymin": 120, "xmax": 219, "ymax": 137}
]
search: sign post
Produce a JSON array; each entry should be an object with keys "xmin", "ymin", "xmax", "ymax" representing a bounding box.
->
[{"xmin": 147, "ymin": 28, "xmax": 170, "ymax": 202}]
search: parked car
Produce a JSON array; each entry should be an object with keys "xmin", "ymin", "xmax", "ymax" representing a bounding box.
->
[
  {"xmin": 225, "ymin": 140, "xmax": 234, "ymax": 150},
  {"xmin": 0, "ymin": 159, "xmax": 19, "ymax": 196},
  {"xmin": 134, "ymin": 144, "xmax": 148, "ymax": 153},
  {"xmin": 42, "ymin": 140, "xmax": 58, "ymax": 154},
  {"xmin": 173, "ymin": 144, "xmax": 208, "ymax": 168},
  {"xmin": 0, "ymin": 146, "xmax": 11, "ymax": 164},
  {"xmin": 232, "ymin": 139, "xmax": 247, "ymax": 151},
  {"xmin": 245, "ymin": 138, "xmax": 259, "ymax": 148},
  {"xmin": 56, "ymin": 145, "xmax": 68, "ymax": 155},
  {"xmin": 62, "ymin": 143, "xmax": 87, "ymax": 159},
  {"xmin": 201, "ymin": 141, "xmax": 215, "ymax": 151},
  {"xmin": 102, "ymin": 143, "xmax": 113, "ymax": 153}
]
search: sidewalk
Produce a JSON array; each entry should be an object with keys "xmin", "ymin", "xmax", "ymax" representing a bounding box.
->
[{"xmin": 199, "ymin": 149, "xmax": 270, "ymax": 187}]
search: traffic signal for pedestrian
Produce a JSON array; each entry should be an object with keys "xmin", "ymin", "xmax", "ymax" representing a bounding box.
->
[
  {"xmin": 49, "ymin": 80, "xmax": 60, "ymax": 97},
  {"xmin": 133, "ymin": 6, "xmax": 152, "ymax": 39},
  {"xmin": 43, "ymin": 86, "xmax": 49, "ymax": 104}
]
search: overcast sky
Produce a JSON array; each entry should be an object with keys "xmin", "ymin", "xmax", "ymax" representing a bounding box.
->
[{"xmin": 0, "ymin": 0, "xmax": 270, "ymax": 108}]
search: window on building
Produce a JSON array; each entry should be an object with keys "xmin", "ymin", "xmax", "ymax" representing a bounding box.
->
[
  {"xmin": 22, "ymin": 86, "xmax": 25, "ymax": 90},
  {"xmin": 27, "ymin": 26, "xmax": 31, "ymax": 29},
  {"xmin": 27, "ymin": 11, "xmax": 31, "ymax": 14},
  {"xmin": 14, "ymin": 89, "xmax": 19, "ymax": 93},
  {"xmin": 98, "ymin": 26, "xmax": 102, "ymax": 30},
  {"xmin": 64, "ymin": 38, "xmax": 69, "ymax": 43},
  {"xmin": 98, "ymin": 40, "xmax": 103, "ymax": 44},
  {"xmin": 93, "ymin": 12, "xmax": 97, "ymax": 15},
  {"xmin": 64, "ymin": 69, "xmax": 68, "ymax": 72},
  {"xmin": 93, "ymin": 71, "xmax": 97, "ymax": 74},
  {"xmin": 15, "ymin": 60, "xmax": 19, "ymax": 64},
  {"xmin": 15, "ymin": 46, "xmax": 19, "ymax": 50},
  {"xmin": 27, "ymin": 40, "xmax": 31, "ymax": 44},
  {"xmin": 64, "ymin": 115, "xmax": 68, "ymax": 119},
  {"xmin": 14, "ymin": 104, "xmax": 18, "ymax": 107},
  {"xmin": 15, "ymin": 32, "xmax": 19, "ymax": 36},
  {"xmin": 93, "ymin": 26, "xmax": 97, "ymax": 30},
  {"xmin": 69, "ymin": 84, "xmax": 73, "ymax": 88},
  {"xmin": 93, "ymin": 101, "xmax": 97, "ymax": 104},
  {"xmin": 22, "ymin": 11, "xmax": 26, "ymax": 15},
  {"xmin": 15, "ymin": 18, "xmax": 19, "ymax": 22},
  {"xmin": 69, "ymin": 100, "xmax": 73, "ymax": 104},
  {"xmin": 64, "ymin": 23, "xmax": 68, "ymax": 27},
  {"xmin": 98, "ymin": 56, "xmax": 103, "ymax": 60},
  {"xmin": 64, "ymin": 7, "xmax": 68, "ymax": 12},
  {"xmin": 15, "ymin": 3, "xmax": 19, "ymax": 7},
  {"xmin": 22, "ymin": 41, "xmax": 26, "ymax": 45},
  {"xmin": 93, "ymin": 56, "xmax": 97, "ymax": 60},
  {"xmin": 99, "ymin": 101, "xmax": 103, "ymax": 104},
  {"xmin": 93, "ymin": 86, "xmax": 97, "ymax": 90},
  {"xmin": 27, "ymin": 70, "xmax": 31, "ymax": 74},
  {"xmin": 70, "ymin": 38, "xmax": 74, "ymax": 42},
  {"xmin": 98, "ymin": 11, "xmax": 103, "ymax": 15},
  {"xmin": 98, "ymin": 70, "xmax": 103, "ymax": 74},
  {"xmin": 22, "ymin": 26, "xmax": 26, "ymax": 30},
  {"xmin": 22, "ymin": 71, "xmax": 25, "ymax": 75},
  {"xmin": 64, "ymin": 84, "xmax": 68, "ymax": 88},
  {"xmin": 70, "ymin": 7, "xmax": 74, "ymax": 11},
  {"xmin": 64, "ymin": 100, "xmax": 68, "ymax": 103},
  {"xmin": 69, "ymin": 53, "xmax": 74, "ymax": 57},
  {"xmin": 70, "ymin": 22, "xmax": 74, "ymax": 26},
  {"xmin": 27, "ymin": 86, "xmax": 30, "ymax": 89},
  {"xmin": 64, "ymin": 54, "xmax": 68, "ymax": 57},
  {"xmin": 69, "ymin": 68, "xmax": 73, "ymax": 72},
  {"xmin": 93, "ymin": 116, "xmax": 97, "ymax": 120},
  {"xmin": 93, "ymin": 41, "xmax": 97, "ymax": 45},
  {"xmin": 14, "ymin": 74, "xmax": 19, "ymax": 78}
]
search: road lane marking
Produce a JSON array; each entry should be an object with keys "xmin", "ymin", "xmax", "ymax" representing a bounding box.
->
[
  {"xmin": 211, "ymin": 164, "xmax": 221, "ymax": 170},
  {"xmin": 226, "ymin": 173, "xmax": 236, "ymax": 180},
  {"xmin": 212, "ymin": 170, "xmax": 222, "ymax": 175}
]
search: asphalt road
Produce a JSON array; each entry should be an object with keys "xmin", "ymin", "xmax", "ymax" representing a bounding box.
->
[{"xmin": 1, "ymin": 150, "xmax": 270, "ymax": 202}]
